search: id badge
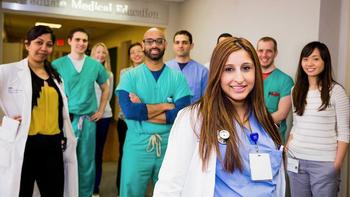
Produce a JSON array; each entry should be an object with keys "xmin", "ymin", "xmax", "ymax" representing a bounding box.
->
[
  {"xmin": 249, "ymin": 153, "xmax": 273, "ymax": 181},
  {"xmin": 287, "ymin": 157, "xmax": 299, "ymax": 173}
]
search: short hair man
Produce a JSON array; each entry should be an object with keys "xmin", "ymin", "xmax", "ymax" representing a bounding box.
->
[
  {"xmin": 205, "ymin": 32, "xmax": 233, "ymax": 69},
  {"xmin": 166, "ymin": 30, "xmax": 208, "ymax": 103},
  {"xmin": 52, "ymin": 27, "xmax": 110, "ymax": 197},
  {"xmin": 217, "ymin": 32, "xmax": 233, "ymax": 44},
  {"xmin": 116, "ymin": 28, "xmax": 191, "ymax": 196},
  {"xmin": 257, "ymin": 36, "xmax": 294, "ymax": 142}
]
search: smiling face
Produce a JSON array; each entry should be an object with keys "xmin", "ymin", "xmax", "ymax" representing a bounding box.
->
[
  {"xmin": 301, "ymin": 48, "xmax": 325, "ymax": 79},
  {"xmin": 220, "ymin": 49, "xmax": 255, "ymax": 105},
  {"xmin": 257, "ymin": 40, "xmax": 277, "ymax": 70},
  {"xmin": 25, "ymin": 33, "xmax": 54, "ymax": 64},
  {"xmin": 129, "ymin": 45, "xmax": 144, "ymax": 66},
  {"xmin": 68, "ymin": 31, "xmax": 88, "ymax": 55},
  {"xmin": 142, "ymin": 28, "xmax": 167, "ymax": 61},
  {"xmin": 92, "ymin": 45, "xmax": 107, "ymax": 63}
]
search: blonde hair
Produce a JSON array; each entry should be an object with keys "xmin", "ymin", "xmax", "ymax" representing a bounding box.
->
[{"xmin": 91, "ymin": 42, "xmax": 111, "ymax": 72}]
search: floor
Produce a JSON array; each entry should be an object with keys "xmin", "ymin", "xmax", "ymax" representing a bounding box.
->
[{"xmin": 99, "ymin": 162, "xmax": 153, "ymax": 197}]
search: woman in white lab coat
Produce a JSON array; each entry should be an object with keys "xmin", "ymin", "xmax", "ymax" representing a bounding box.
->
[
  {"xmin": 153, "ymin": 37, "xmax": 285, "ymax": 197},
  {"xmin": 0, "ymin": 25, "xmax": 78, "ymax": 197}
]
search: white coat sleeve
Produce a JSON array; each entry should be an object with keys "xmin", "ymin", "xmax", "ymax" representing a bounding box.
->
[{"xmin": 153, "ymin": 108, "xmax": 199, "ymax": 197}]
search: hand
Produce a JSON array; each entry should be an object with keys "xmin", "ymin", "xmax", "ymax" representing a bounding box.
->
[
  {"xmin": 129, "ymin": 93, "xmax": 141, "ymax": 103},
  {"xmin": 334, "ymin": 161, "xmax": 342, "ymax": 172},
  {"xmin": 90, "ymin": 111, "xmax": 103, "ymax": 122},
  {"xmin": 12, "ymin": 115, "xmax": 22, "ymax": 123},
  {"xmin": 163, "ymin": 103, "xmax": 175, "ymax": 111}
]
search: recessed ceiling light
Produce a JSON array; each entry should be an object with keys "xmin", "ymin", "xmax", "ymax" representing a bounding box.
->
[{"xmin": 35, "ymin": 22, "xmax": 62, "ymax": 29}]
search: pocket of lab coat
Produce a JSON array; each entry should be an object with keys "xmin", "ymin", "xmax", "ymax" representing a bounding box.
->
[{"xmin": 0, "ymin": 128, "xmax": 13, "ymax": 168}]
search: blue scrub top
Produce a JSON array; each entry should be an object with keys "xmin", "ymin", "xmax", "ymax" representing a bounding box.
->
[
  {"xmin": 215, "ymin": 112, "xmax": 282, "ymax": 197},
  {"xmin": 166, "ymin": 59, "xmax": 208, "ymax": 103}
]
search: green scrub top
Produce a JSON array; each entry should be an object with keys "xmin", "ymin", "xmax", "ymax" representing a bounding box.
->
[
  {"xmin": 52, "ymin": 56, "xmax": 109, "ymax": 115},
  {"xmin": 263, "ymin": 68, "xmax": 294, "ymax": 140},
  {"xmin": 116, "ymin": 63, "xmax": 191, "ymax": 135}
]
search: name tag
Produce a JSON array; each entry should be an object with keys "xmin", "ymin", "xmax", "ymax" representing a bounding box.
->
[
  {"xmin": 249, "ymin": 153, "xmax": 273, "ymax": 181},
  {"xmin": 287, "ymin": 157, "xmax": 299, "ymax": 173}
]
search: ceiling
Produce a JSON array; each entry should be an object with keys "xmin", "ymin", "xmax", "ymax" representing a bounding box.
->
[{"xmin": 4, "ymin": 13, "xmax": 131, "ymax": 42}]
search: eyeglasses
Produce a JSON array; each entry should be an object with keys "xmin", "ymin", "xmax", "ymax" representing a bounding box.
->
[{"xmin": 143, "ymin": 38, "xmax": 166, "ymax": 46}]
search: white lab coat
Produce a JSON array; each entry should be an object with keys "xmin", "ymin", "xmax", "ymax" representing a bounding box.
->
[
  {"xmin": 0, "ymin": 58, "xmax": 78, "ymax": 197},
  {"xmin": 153, "ymin": 107, "xmax": 286, "ymax": 197}
]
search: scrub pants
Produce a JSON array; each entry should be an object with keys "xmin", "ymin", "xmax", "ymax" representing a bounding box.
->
[
  {"xmin": 71, "ymin": 115, "xmax": 96, "ymax": 197},
  {"xmin": 120, "ymin": 131, "xmax": 169, "ymax": 197}
]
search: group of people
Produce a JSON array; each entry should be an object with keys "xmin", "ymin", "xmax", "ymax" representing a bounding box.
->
[{"xmin": 0, "ymin": 24, "xmax": 348, "ymax": 197}]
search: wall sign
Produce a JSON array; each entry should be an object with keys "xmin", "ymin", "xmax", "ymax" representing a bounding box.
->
[{"xmin": 1, "ymin": 0, "xmax": 169, "ymax": 26}]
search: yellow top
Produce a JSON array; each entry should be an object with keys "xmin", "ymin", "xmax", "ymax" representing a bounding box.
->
[{"xmin": 29, "ymin": 84, "xmax": 61, "ymax": 135}]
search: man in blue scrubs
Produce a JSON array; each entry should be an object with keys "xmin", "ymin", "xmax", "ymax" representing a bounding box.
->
[
  {"xmin": 257, "ymin": 36, "xmax": 294, "ymax": 143},
  {"xmin": 167, "ymin": 30, "xmax": 208, "ymax": 103},
  {"xmin": 52, "ymin": 27, "xmax": 110, "ymax": 197},
  {"xmin": 116, "ymin": 28, "xmax": 191, "ymax": 197}
]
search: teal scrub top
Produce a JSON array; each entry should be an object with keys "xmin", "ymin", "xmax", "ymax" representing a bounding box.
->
[
  {"xmin": 263, "ymin": 68, "xmax": 294, "ymax": 139},
  {"xmin": 52, "ymin": 56, "xmax": 109, "ymax": 115},
  {"xmin": 116, "ymin": 63, "xmax": 191, "ymax": 135}
]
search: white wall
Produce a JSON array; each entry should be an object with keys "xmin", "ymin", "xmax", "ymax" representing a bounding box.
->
[{"xmin": 168, "ymin": 0, "xmax": 321, "ymax": 79}]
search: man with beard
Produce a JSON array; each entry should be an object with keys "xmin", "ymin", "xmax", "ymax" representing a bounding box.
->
[
  {"xmin": 257, "ymin": 36, "xmax": 294, "ymax": 143},
  {"xmin": 116, "ymin": 27, "xmax": 191, "ymax": 197},
  {"xmin": 166, "ymin": 30, "xmax": 208, "ymax": 103}
]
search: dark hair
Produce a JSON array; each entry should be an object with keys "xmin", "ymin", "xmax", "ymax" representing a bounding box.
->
[
  {"xmin": 217, "ymin": 33, "xmax": 232, "ymax": 44},
  {"xmin": 196, "ymin": 37, "xmax": 280, "ymax": 172},
  {"xmin": 128, "ymin": 42, "xmax": 142, "ymax": 56},
  {"xmin": 174, "ymin": 30, "xmax": 193, "ymax": 44},
  {"xmin": 258, "ymin": 36, "xmax": 278, "ymax": 52},
  {"xmin": 26, "ymin": 25, "xmax": 56, "ymax": 44},
  {"xmin": 67, "ymin": 27, "xmax": 89, "ymax": 40},
  {"xmin": 25, "ymin": 25, "xmax": 61, "ymax": 83},
  {"xmin": 293, "ymin": 41, "xmax": 336, "ymax": 115}
]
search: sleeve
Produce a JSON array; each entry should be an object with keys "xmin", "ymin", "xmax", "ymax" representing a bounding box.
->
[
  {"xmin": 333, "ymin": 85, "xmax": 350, "ymax": 142},
  {"xmin": 200, "ymin": 68, "xmax": 209, "ymax": 97},
  {"xmin": 107, "ymin": 73, "xmax": 114, "ymax": 102},
  {"xmin": 280, "ymin": 74, "xmax": 294, "ymax": 98},
  {"xmin": 116, "ymin": 90, "xmax": 148, "ymax": 121},
  {"xmin": 165, "ymin": 95, "xmax": 191, "ymax": 123},
  {"xmin": 153, "ymin": 108, "xmax": 198, "ymax": 196},
  {"xmin": 51, "ymin": 59, "xmax": 59, "ymax": 71},
  {"xmin": 116, "ymin": 70, "xmax": 134, "ymax": 93},
  {"xmin": 173, "ymin": 72, "xmax": 192, "ymax": 101},
  {"xmin": 96, "ymin": 61, "xmax": 109, "ymax": 85}
]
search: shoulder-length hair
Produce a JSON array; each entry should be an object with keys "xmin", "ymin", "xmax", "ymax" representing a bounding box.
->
[
  {"xmin": 293, "ymin": 41, "xmax": 336, "ymax": 115},
  {"xmin": 194, "ymin": 37, "xmax": 281, "ymax": 172},
  {"xmin": 91, "ymin": 42, "xmax": 111, "ymax": 72}
]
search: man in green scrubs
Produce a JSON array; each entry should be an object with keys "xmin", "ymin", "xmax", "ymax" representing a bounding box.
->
[
  {"xmin": 52, "ymin": 27, "xmax": 110, "ymax": 197},
  {"xmin": 257, "ymin": 36, "xmax": 294, "ymax": 143},
  {"xmin": 116, "ymin": 28, "xmax": 191, "ymax": 197}
]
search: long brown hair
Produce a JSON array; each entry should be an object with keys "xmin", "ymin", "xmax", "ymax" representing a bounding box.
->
[{"xmin": 194, "ymin": 37, "xmax": 281, "ymax": 172}]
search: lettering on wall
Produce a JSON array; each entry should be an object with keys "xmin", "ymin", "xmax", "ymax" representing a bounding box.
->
[{"xmin": 2, "ymin": 0, "xmax": 169, "ymax": 25}]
